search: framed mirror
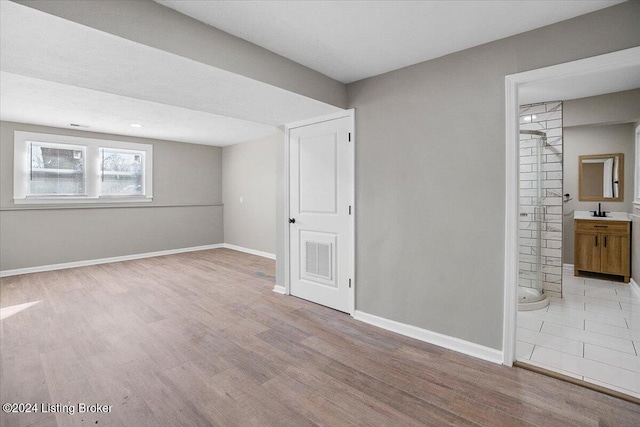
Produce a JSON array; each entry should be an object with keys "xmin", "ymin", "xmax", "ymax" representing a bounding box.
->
[{"xmin": 579, "ymin": 153, "xmax": 624, "ymax": 201}]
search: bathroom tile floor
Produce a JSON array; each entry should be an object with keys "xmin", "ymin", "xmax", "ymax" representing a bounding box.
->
[{"xmin": 517, "ymin": 268, "xmax": 640, "ymax": 399}]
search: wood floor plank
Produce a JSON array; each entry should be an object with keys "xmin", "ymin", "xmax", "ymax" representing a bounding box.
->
[
  {"xmin": 280, "ymin": 364, "xmax": 437, "ymax": 427},
  {"xmin": 2, "ymin": 248, "xmax": 640, "ymax": 426},
  {"xmin": 0, "ymin": 343, "xmax": 53, "ymax": 427},
  {"xmin": 264, "ymin": 326, "xmax": 527, "ymax": 427}
]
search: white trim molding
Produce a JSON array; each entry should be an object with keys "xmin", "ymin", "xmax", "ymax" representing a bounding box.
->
[
  {"xmin": 273, "ymin": 285, "xmax": 286, "ymax": 294},
  {"xmin": 563, "ymin": 264, "xmax": 575, "ymax": 271},
  {"xmin": 503, "ymin": 72, "xmax": 519, "ymax": 367},
  {"xmin": 630, "ymin": 278, "xmax": 640, "ymax": 299},
  {"xmin": 284, "ymin": 109, "xmax": 354, "ymax": 131},
  {"xmin": 0, "ymin": 244, "xmax": 224, "ymax": 277},
  {"xmin": 354, "ymin": 311, "xmax": 503, "ymax": 364},
  {"xmin": 222, "ymin": 243, "xmax": 275, "ymax": 260},
  {"xmin": 634, "ymin": 124, "xmax": 640, "ymax": 204},
  {"xmin": 0, "ymin": 243, "xmax": 278, "ymax": 278},
  {"xmin": 503, "ymin": 46, "xmax": 640, "ymax": 368}
]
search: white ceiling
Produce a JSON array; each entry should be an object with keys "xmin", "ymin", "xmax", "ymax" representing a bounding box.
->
[
  {"xmin": 0, "ymin": 72, "xmax": 277, "ymax": 146},
  {"xmin": 156, "ymin": 0, "xmax": 625, "ymax": 84},
  {"xmin": 0, "ymin": 1, "xmax": 341, "ymax": 146},
  {"xmin": 1, "ymin": 1, "xmax": 634, "ymax": 146}
]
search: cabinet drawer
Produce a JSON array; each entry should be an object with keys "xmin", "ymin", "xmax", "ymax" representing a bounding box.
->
[{"xmin": 575, "ymin": 220, "xmax": 630, "ymax": 234}]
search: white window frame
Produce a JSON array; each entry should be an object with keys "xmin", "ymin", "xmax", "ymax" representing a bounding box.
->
[{"xmin": 14, "ymin": 131, "xmax": 153, "ymax": 204}]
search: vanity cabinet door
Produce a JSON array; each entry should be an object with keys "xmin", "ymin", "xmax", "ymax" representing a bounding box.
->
[
  {"xmin": 601, "ymin": 234, "xmax": 630, "ymax": 277},
  {"xmin": 574, "ymin": 232, "xmax": 601, "ymax": 273},
  {"xmin": 574, "ymin": 219, "xmax": 631, "ymax": 282}
]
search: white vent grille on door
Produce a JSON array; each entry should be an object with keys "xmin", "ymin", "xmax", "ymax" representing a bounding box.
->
[{"xmin": 305, "ymin": 241, "xmax": 332, "ymax": 280}]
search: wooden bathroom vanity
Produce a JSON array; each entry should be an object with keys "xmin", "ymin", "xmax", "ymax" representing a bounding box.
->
[{"xmin": 574, "ymin": 212, "xmax": 631, "ymax": 283}]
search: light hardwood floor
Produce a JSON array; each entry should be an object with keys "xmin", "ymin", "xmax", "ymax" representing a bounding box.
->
[{"xmin": 1, "ymin": 249, "xmax": 639, "ymax": 426}]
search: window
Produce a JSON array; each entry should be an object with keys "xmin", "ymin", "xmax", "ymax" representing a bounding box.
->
[
  {"xmin": 14, "ymin": 131, "xmax": 153, "ymax": 204},
  {"xmin": 30, "ymin": 142, "xmax": 86, "ymax": 196},
  {"xmin": 100, "ymin": 148, "xmax": 144, "ymax": 196}
]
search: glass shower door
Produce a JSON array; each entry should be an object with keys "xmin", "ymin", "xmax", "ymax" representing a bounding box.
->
[{"xmin": 518, "ymin": 131, "xmax": 547, "ymax": 307}]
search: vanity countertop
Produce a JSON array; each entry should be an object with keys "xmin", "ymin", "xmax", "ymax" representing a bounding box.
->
[{"xmin": 574, "ymin": 211, "xmax": 631, "ymax": 222}]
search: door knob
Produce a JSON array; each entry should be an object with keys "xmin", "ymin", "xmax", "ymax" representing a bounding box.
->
[{"xmin": 289, "ymin": 218, "xmax": 296, "ymax": 224}]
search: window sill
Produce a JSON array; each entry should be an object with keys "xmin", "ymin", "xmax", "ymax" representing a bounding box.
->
[{"xmin": 14, "ymin": 196, "xmax": 153, "ymax": 205}]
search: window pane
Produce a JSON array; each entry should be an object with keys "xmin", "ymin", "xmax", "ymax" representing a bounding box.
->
[
  {"xmin": 100, "ymin": 149, "xmax": 143, "ymax": 195},
  {"xmin": 29, "ymin": 143, "xmax": 85, "ymax": 196}
]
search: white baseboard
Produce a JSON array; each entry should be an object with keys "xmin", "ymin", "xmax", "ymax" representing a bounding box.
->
[
  {"xmin": 630, "ymin": 278, "xmax": 640, "ymax": 299},
  {"xmin": 353, "ymin": 310, "xmax": 503, "ymax": 365},
  {"xmin": 0, "ymin": 244, "xmax": 224, "ymax": 277},
  {"xmin": 272, "ymin": 285, "xmax": 286, "ymax": 294},
  {"xmin": 563, "ymin": 263, "xmax": 574, "ymax": 271},
  {"xmin": 222, "ymin": 244, "xmax": 276, "ymax": 260},
  {"xmin": 0, "ymin": 243, "xmax": 276, "ymax": 278},
  {"xmin": 0, "ymin": 243, "xmax": 276, "ymax": 280}
]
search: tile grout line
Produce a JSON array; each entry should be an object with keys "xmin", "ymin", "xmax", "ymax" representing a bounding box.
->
[
  {"xmin": 537, "ymin": 342, "xmax": 640, "ymax": 378},
  {"xmin": 531, "ymin": 344, "xmax": 536, "ymax": 360},
  {"xmin": 583, "ymin": 323, "xmax": 640, "ymax": 345},
  {"xmin": 518, "ymin": 272, "xmax": 640, "ymax": 396},
  {"xmin": 520, "ymin": 326, "xmax": 635, "ymax": 362},
  {"xmin": 539, "ymin": 316, "xmax": 636, "ymax": 354},
  {"xmin": 547, "ymin": 297, "xmax": 627, "ymax": 321}
]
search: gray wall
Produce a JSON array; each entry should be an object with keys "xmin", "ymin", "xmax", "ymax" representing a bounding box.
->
[
  {"xmin": 563, "ymin": 89, "xmax": 640, "ymax": 127},
  {"xmin": 345, "ymin": 1, "xmax": 640, "ymax": 350},
  {"xmin": 562, "ymin": 123, "xmax": 636, "ymax": 264},
  {"xmin": 0, "ymin": 121, "xmax": 223, "ymax": 271},
  {"xmin": 222, "ymin": 132, "xmax": 280, "ymax": 255},
  {"xmin": 14, "ymin": 0, "xmax": 346, "ymax": 109}
]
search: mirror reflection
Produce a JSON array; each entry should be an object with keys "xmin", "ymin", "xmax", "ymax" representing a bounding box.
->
[{"xmin": 578, "ymin": 153, "xmax": 624, "ymax": 201}]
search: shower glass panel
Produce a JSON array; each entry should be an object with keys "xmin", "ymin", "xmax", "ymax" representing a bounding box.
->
[{"xmin": 518, "ymin": 131, "xmax": 547, "ymax": 307}]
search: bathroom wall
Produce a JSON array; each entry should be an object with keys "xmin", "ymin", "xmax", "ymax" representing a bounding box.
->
[
  {"xmin": 631, "ymin": 120, "xmax": 640, "ymax": 285},
  {"xmin": 563, "ymin": 89, "xmax": 640, "ymax": 128},
  {"xmin": 519, "ymin": 102, "xmax": 564, "ymax": 298},
  {"xmin": 633, "ymin": 209, "xmax": 640, "ymax": 286},
  {"xmin": 561, "ymin": 90, "xmax": 640, "ymax": 266},
  {"xmin": 562, "ymin": 124, "xmax": 636, "ymax": 265}
]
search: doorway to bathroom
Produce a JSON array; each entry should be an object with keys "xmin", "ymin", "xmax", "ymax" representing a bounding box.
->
[{"xmin": 504, "ymin": 47, "xmax": 640, "ymax": 402}]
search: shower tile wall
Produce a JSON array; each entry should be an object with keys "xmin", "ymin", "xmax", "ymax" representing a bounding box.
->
[{"xmin": 519, "ymin": 101, "xmax": 563, "ymax": 298}]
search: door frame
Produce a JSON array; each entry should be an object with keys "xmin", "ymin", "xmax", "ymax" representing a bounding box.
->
[
  {"xmin": 635, "ymin": 124, "xmax": 640, "ymax": 206},
  {"xmin": 283, "ymin": 109, "xmax": 356, "ymax": 315},
  {"xmin": 503, "ymin": 47, "xmax": 640, "ymax": 366}
]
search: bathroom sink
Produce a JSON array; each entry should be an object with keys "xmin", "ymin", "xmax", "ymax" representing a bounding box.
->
[{"xmin": 574, "ymin": 211, "xmax": 631, "ymax": 222}]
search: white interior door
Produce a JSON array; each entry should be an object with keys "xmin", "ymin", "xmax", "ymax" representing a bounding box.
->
[{"xmin": 289, "ymin": 115, "xmax": 352, "ymax": 313}]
